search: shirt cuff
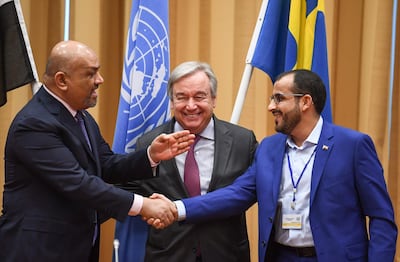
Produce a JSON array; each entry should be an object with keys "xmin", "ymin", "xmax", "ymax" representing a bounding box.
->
[
  {"xmin": 129, "ymin": 194, "xmax": 143, "ymax": 216},
  {"xmin": 174, "ymin": 200, "xmax": 186, "ymax": 221},
  {"xmin": 147, "ymin": 146, "xmax": 160, "ymax": 168}
]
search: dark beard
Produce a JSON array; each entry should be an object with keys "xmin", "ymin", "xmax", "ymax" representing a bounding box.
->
[{"xmin": 275, "ymin": 104, "xmax": 301, "ymax": 135}]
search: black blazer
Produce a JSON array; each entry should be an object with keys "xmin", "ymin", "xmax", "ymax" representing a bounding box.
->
[
  {"xmin": 0, "ymin": 87, "xmax": 155, "ymax": 262},
  {"xmin": 125, "ymin": 116, "xmax": 258, "ymax": 262}
]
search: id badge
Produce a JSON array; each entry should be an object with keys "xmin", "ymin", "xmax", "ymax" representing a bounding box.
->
[{"xmin": 282, "ymin": 214, "xmax": 302, "ymax": 229}]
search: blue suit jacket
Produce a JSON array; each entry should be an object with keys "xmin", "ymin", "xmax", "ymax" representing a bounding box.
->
[
  {"xmin": 183, "ymin": 121, "xmax": 397, "ymax": 262},
  {"xmin": 0, "ymin": 88, "xmax": 155, "ymax": 261}
]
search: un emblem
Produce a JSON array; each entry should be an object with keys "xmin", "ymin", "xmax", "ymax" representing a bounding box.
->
[{"xmin": 120, "ymin": 5, "xmax": 170, "ymax": 153}]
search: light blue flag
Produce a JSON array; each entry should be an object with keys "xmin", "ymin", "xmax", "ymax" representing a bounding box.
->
[
  {"xmin": 250, "ymin": 0, "xmax": 332, "ymax": 122},
  {"xmin": 112, "ymin": 0, "xmax": 170, "ymax": 261}
]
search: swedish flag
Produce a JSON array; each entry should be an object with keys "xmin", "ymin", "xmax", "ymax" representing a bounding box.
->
[{"xmin": 251, "ymin": 0, "xmax": 332, "ymax": 122}]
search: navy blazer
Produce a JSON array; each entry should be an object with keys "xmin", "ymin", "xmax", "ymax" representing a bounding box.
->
[
  {"xmin": 183, "ymin": 121, "xmax": 397, "ymax": 262},
  {"xmin": 123, "ymin": 116, "xmax": 258, "ymax": 262},
  {"xmin": 0, "ymin": 87, "xmax": 155, "ymax": 261}
]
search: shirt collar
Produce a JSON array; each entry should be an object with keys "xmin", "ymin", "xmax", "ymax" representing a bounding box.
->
[
  {"xmin": 43, "ymin": 85, "xmax": 77, "ymax": 117},
  {"xmin": 287, "ymin": 116, "xmax": 323, "ymax": 150},
  {"xmin": 174, "ymin": 117, "xmax": 215, "ymax": 141}
]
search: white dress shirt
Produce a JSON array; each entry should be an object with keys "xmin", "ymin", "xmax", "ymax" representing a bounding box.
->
[{"xmin": 274, "ymin": 117, "xmax": 323, "ymax": 247}]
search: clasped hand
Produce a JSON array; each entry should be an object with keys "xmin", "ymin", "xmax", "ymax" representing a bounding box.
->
[{"xmin": 140, "ymin": 193, "xmax": 178, "ymax": 229}]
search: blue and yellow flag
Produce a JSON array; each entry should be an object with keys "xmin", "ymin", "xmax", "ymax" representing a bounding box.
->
[
  {"xmin": 251, "ymin": 0, "xmax": 332, "ymax": 122},
  {"xmin": 113, "ymin": 0, "xmax": 170, "ymax": 261}
]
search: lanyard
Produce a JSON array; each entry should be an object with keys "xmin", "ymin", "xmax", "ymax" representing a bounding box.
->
[{"xmin": 286, "ymin": 147, "xmax": 317, "ymax": 210}]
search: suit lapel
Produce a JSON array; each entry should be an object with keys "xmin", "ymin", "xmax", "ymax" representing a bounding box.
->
[
  {"xmin": 159, "ymin": 120, "xmax": 189, "ymax": 194},
  {"xmin": 207, "ymin": 118, "xmax": 232, "ymax": 191},
  {"xmin": 271, "ymin": 137, "xmax": 287, "ymax": 204},
  {"xmin": 38, "ymin": 88, "xmax": 97, "ymax": 164},
  {"xmin": 310, "ymin": 122, "xmax": 334, "ymax": 206}
]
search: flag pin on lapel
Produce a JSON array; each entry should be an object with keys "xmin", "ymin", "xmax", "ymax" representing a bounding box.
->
[{"xmin": 322, "ymin": 145, "xmax": 329, "ymax": 151}]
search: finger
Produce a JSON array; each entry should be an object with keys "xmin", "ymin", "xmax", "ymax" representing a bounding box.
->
[
  {"xmin": 154, "ymin": 193, "xmax": 169, "ymax": 201},
  {"xmin": 164, "ymin": 209, "xmax": 174, "ymax": 224},
  {"xmin": 153, "ymin": 219, "xmax": 165, "ymax": 229},
  {"xmin": 149, "ymin": 193, "xmax": 163, "ymax": 199},
  {"xmin": 173, "ymin": 130, "xmax": 190, "ymax": 139},
  {"xmin": 146, "ymin": 218, "xmax": 155, "ymax": 225}
]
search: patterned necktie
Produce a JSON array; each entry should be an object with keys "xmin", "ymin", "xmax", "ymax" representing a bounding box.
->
[
  {"xmin": 184, "ymin": 135, "xmax": 201, "ymax": 196},
  {"xmin": 75, "ymin": 111, "xmax": 92, "ymax": 151}
]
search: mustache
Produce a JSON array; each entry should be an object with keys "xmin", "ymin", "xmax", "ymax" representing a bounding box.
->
[{"xmin": 271, "ymin": 109, "xmax": 282, "ymax": 115}]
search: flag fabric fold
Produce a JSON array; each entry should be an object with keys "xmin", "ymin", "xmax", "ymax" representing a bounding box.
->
[
  {"xmin": 113, "ymin": 0, "xmax": 170, "ymax": 261},
  {"xmin": 0, "ymin": 0, "xmax": 38, "ymax": 107},
  {"xmin": 250, "ymin": 0, "xmax": 332, "ymax": 122}
]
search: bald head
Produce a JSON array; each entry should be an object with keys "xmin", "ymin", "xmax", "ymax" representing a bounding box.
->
[
  {"xmin": 42, "ymin": 40, "xmax": 103, "ymax": 110},
  {"xmin": 44, "ymin": 40, "xmax": 97, "ymax": 79}
]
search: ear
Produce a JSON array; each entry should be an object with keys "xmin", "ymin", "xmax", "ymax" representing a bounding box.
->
[
  {"xmin": 212, "ymin": 96, "xmax": 217, "ymax": 108},
  {"xmin": 54, "ymin": 71, "xmax": 68, "ymax": 91},
  {"xmin": 301, "ymin": 94, "xmax": 313, "ymax": 111}
]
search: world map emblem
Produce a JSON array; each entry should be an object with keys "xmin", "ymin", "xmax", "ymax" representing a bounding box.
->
[{"xmin": 118, "ymin": 4, "xmax": 170, "ymax": 153}]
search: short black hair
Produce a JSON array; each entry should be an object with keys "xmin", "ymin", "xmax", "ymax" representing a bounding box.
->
[{"xmin": 275, "ymin": 69, "xmax": 326, "ymax": 115}]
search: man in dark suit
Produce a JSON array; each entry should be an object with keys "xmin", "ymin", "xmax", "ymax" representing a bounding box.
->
[
  {"xmin": 169, "ymin": 69, "xmax": 397, "ymax": 261},
  {"xmin": 0, "ymin": 40, "xmax": 194, "ymax": 262},
  {"xmin": 124, "ymin": 61, "xmax": 258, "ymax": 261}
]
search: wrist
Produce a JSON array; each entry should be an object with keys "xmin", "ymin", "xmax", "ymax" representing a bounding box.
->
[
  {"xmin": 147, "ymin": 146, "xmax": 160, "ymax": 167},
  {"xmin": 129, "ymin": 194, "xmax": 143, "ymax": 216}
]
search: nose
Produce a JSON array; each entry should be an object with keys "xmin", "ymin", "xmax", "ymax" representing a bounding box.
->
[
  {"xmin": 96, "ymin": 72, "xmax": 104, "ymax": 85},
  {"xmin": 185, "ymin": 97, "xmax": 198, "ymax": 109},
  {"xmin": 267, "ymin": 99, "xmax": 275, "ymax": 112}
]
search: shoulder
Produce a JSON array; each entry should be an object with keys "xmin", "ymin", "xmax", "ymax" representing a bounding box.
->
[
  {"xmin": 259, "ymin": 132, "xmax": 286, "ymax": 147},
  {"xmin": 11, "ymin": 98, "xmax": 57, "ymax": 132},
  {"xmin": 325, "ymin": 122, "xmax": 369, "ymax": 140},
  {"xmin": 214, "ymin": 117, "xmax": 255, "ymax": 136}
]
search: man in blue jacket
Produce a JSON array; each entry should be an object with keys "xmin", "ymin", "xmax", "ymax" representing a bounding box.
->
[{"xmin": 159, "ymin": 69, "xmax": 397, "ymax": 261}]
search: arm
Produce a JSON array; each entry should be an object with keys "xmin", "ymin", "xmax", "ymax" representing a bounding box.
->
[
  {"xmin": 182, "ymin": 165, "xmax": 257, "ymax": 223},
  {"xmin": 355, "ymin": 135, "xmax": 397, "ymax": 260},
  {"xmin": 145, "ymin": 167, "xmax": 257, "ymax": 227},
  {"xmin": 9, "ymin": 116, "xmax": 133, "ymax": 221}
]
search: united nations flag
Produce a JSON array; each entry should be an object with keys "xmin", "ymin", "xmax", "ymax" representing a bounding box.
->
[{"xmin": 113, "ymin": 0, "xmax": 170, "ymax": 261}]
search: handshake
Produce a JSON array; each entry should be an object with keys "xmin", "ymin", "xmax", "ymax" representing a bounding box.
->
[{"xmin": 138, "ymin": 193, "xmax": 179, "ymax": 229}]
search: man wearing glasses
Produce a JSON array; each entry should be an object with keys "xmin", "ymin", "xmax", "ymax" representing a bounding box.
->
[{"xmin": 165, "ymin": 69, "xmax": 397, "ymax": 262}]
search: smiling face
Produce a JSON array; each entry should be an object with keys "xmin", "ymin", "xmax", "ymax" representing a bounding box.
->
[
  {"xmin": 170, "ymin": 70, "xmax": 216, "ymax": 134},
  {"xmin": 268, "ymin": 73, "xmax": 302, "ymax": 135}
]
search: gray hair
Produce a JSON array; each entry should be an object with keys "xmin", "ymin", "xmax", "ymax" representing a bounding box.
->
[{"xmin": 167, "ymin": 61, "xmax": 217, "ymax": 99}]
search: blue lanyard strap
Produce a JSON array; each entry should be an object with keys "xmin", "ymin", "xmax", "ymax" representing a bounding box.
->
[{"xmin": 286, "ymin": 146, "xmax": 317, "ymax": 209}]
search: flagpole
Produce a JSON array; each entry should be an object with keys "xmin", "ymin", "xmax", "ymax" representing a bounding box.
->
[
  {"xmin": 14, "ymin": 0, "xmax": 41, "ymax": 94},
  {"xmin": 64, "ymin": 0, "xmax": 70, "ymax": 40},
  {"xmin": 387, "ymin": 0, "xmax": 398, "ymax": 159},
  {"xmin": 230, "ymin": 0, "xmax": 269, "ymax": 124}
]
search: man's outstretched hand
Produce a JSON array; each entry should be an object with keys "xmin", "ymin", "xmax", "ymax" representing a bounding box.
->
[{"xmin": 149, "ymin": 130, "xmax": 195, "ymax": 163}]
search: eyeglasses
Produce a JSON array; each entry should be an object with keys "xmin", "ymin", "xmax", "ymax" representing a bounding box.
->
[{"xmin": 269, "ymin": 93, "xmax": 305, "ymax": 104}]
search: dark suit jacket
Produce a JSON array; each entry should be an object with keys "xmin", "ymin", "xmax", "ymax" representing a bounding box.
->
[
  {"xmin": 125, "ymin": 116, "xmax": 257, "ymax": 262},
  {"xmin": 183, "ymin": 121, "xmax": 397, "ymax": 262},
  {"xmin": 0, "ymin": 87, "xmax": 156, "ymax": 262}
]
